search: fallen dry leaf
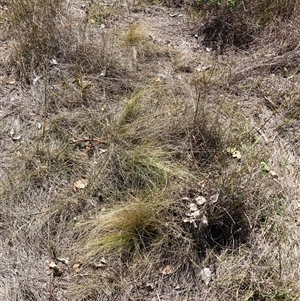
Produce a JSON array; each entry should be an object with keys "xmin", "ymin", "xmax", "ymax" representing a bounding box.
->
[
  {"xmin": 90, "ymin": 257, "xmax": 107, "ymax": 269},
  {"xmin": 5, "ymin": 78, "xmax": 16, "ymax": 85},
  {"xmin": 28, "ymin": 111, "xmax": 36, "ymax": 116},
  {"xmin": 189, "ymin": 203, "xmax": 198, "ymax": 212},
  {"xmin": 161, "ymin": 264, "xmax": 175, "ymax": 275},
  {"xmin": 201, "ymin": 215, "xmax": 208, "ymax": 227},
  {"xmin": 195, "ymin": 196, "xmax": 207, "ymax": 206},
  {"xmin": 151, "ymin": 77, "xmax": 161, "ymax": 82},
  {"xmin": 227, "ymin": 147, "xmax": 241, "ymax": 159},
  {"xmin": 72, "ymin": 262, "xmax": 83, "ymax": 273},
  {"xmin": 269, "ymin": 170, "xmax": 278, "ymax": 178},
  {"xmin": 210, "ymin": 192, "xmax": 219, "ymax": 204},
  {"xmin": 12, "ymin": 135, "xmax": 21, "ymax": 141},
  {"xmin": 232, "ymin": 150, "xmax": 241, "ymax": 159},
  {"xmin": 56, "ymin": 257, "xmax": 69, "ymax": 265},
  {"xmin": 73, "ymin": 179, "xmax": 89, "ymax": 190},
  {"xmin": 49, "ymin": 261, "xmax": 63, "ymax": 277},
  {"xmin": 48, "ymin": 261, "xmax": 57, "ymax": 269},
  {"xmin": 183, "ymin": 217, "xmax": 197, "ymax": 229}
]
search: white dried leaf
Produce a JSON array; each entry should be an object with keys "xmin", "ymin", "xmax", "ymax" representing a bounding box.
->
[
  {"xmin": 191, "ymin": 210, "xmax": 200, "ymax": 218},
  {"xmin": 195, "ymin": 196, "xmax": 207, "ymax": 206},
  {"xmin": 99, "ymin": 148, "xmax": 107, "ymax": 155},
  {"xmin": 183, "ymin": 217, "xmax": 198, "ymax": 228},
  {"xmin": 201, "ymin": 215, "xmax": 208, "ymax": 226},
  {"xmin": 50, "ymin": 58, "xmax": 58, "ymax": 65},
  {"xmin": 189, "ymin": 203, "xmax": 198, "ymax": 212},
  {"xmin": 56, "ymin": 257, "xmax": 69, "ymax": 265},
  {"xmin": 93, "ymin": 262, "xmax": 106, "ymax": 269},
  {"xmin": 100, "ymin": 257, "xmax": 107, "ymax": 265},
  {"xmin": 49, "ymin": 261, "xmax": 57, "ymax": 269},
  {"xmin": 200, "ymin": 267, "xmax": 212, "ymax": 285},
  {"xmin": 232, "ymin": 150, "xmax": 242, "ymax": 159},
  {"xmin": 210, "ymin": 193, "xmax": 219, "ymax": 204},
  {"xmin": 196, "ymin": 65, "xmax": 212, "ymax": 72},
  {"xmin": 33, "ymin": 75, "xmax": 42, "ymax": 85},
  {"xmin": 12, "ymin": 135, "xmax": 21, "ymax": 141},
  {"xmin": 269, "ymin": 170, "xmax": 278, "ymax": 178}
]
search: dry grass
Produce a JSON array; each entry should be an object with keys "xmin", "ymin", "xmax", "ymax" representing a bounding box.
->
[
  {"xmin": 6, "ymin": 0, "xmax": 65, "ymax": 81},
  {"xmin": 0, "ymin": 0, "xmax": 300, "ymax": 300}
]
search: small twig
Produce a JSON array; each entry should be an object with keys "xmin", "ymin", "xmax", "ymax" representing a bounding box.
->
[
  {"xmin": 47, "ymin": 198, "xmax": 54, "ymax": 301},
  {"xmin": 48, "ymin": 210, "xmax": 54, "ymax": 301},
  {"xmin": 66, "ymin": 129, "xmax": 107, "ymax": 144},
  {"xmin": 193, "ymin": 88, "xmax": 202, "ymax": 131},
  {"xmin": 277, "ymin": 236, "xmax": 282, "ymax": 280},
  {"xmin": 253, "ymin": 111, "xmax": 276, "ymax": 137},
  {"xmin": 263, "ymin": 95, "xmax": 278, "ymax": 111},
  {"xmin": 156, "ymin": 292, "xmax": 161, "ymax": 301},
  {"xmin": 2, "ymin": 110, "xmax": 17, "ymax": 119},
  {"xmin": 42, "ymin": 60, "xmax": 48, "ymax": 141},
  {"xmin": 28, "ymin": 210, "xmax": 50, "ymax": 216}
]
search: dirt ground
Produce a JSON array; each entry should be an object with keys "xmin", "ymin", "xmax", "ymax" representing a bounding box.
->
[{"xmin": 0, "ymin": 1, "xmax": 300, "ymax": 300}]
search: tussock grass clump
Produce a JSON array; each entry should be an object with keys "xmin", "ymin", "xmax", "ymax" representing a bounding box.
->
[
  {"xmin": 109, "ymin": 142, "xmax": 181, "ymax": 190},
  {"xmin": 124, "ymin": 23, "xmax": 148, "ymax": 47},
  {"xmin": 85, "ymin": 199, "xmax": 161, "ymax": 258},
  {"xmin": 88, "ymin": 86, "xmax": 196, "ymax": 198}
]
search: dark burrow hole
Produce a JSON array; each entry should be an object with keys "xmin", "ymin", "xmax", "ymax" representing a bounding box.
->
[{"xmin": 194, "ymin": 16, "xmax": 254, "ymax": 52}]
